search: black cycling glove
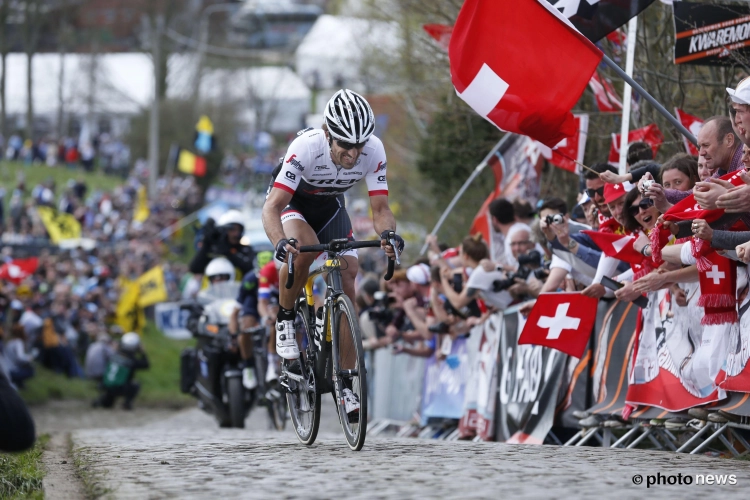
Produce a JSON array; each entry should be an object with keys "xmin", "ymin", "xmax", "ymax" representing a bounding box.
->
[
  {"xmin": 275, "ymin": 238, "xmax": 294, "ymax": 263},
  {"xmin": 380, "ymin": 230, "xmax": 405, "ymax": 253}
]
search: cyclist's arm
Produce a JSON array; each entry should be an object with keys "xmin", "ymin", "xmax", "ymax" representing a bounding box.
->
[
  {"xmin": 228, "ymin": 305, "xmax": 240, "ymax": 335},
  {"xmin": 369, "ymin": 195, "xmax": 396, "ymax": 235},
  {"xmin": 262, "ymin": 188, "xmax": 295, "ymax": 248}
]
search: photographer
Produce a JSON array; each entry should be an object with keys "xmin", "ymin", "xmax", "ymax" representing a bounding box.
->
[
  {"xmin": 537, "ymin": 197, "xmax": 597, "ymax": 293},
  {"xmin": 466, "ymin": 227, "xmax": 546, "ymax": 308},
  {"xmin": 189, "ymin": 210, "xmax": 255, "ymax": 278}
]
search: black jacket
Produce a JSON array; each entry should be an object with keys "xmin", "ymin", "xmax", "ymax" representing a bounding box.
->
[{"xmin": 189, "ymin": 237, "xmax": 255, "ymax": 276}]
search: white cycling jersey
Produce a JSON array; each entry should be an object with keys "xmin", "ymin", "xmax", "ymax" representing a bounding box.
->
[{"xmin": 272, "ymin": 128, "xmax": 388, "ymax": 202}]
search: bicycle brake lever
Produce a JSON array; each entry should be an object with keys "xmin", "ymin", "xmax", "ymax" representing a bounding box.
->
[{"xmin": 389, "ymin": 237, "xmax": 401, "ymax": 266}]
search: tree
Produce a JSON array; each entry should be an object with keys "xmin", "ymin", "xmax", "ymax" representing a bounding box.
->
[{"xmin": 22, "ymin": 0, "xmax": 44, "ymax": 140}]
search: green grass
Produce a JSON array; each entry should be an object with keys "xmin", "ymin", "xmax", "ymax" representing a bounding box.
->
[
  {"xmin": 21, "ymin": 321, "xmax": 194, "ymax": 407},
  {"xmin": 72, "ymin": 446, "xmax": 111, "ymax": 499},
  {"xmin": 0, "ymin": 160, "xmax": 123, "ymax": 212},
  {"xmin": 0, "ymin": 434, "xmax": 49, "ymax": 500}
]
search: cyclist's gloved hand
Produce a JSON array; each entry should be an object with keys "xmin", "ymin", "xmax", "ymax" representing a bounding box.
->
[
  {"xmin": 380, "ymin": 230, "xmax": 405, "ymax": 253},
  {"xmin": 275, "ymin": 238, "xmax": 294, "ymax": 263}
]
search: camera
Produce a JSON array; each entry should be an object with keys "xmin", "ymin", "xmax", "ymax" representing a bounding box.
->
[
  {"xmin": 428, "ymin": 321, "xmax": 450, "ymax": 334},
  {"xmin": 368, "ymin": 290, "xmax": 395, "ymax": 327},
  {"xmin": 641, "ymin": 179, "xmax": 654, "ymax": 193},
  {"xmin": 492, "ymin": 250, "xmax": 547, "ymax": 292},
  {"xmin": 201, "ymin": 218, "xmax": 225, "ymax": 244},
  {"xmin": 545, "ymin": 214, "xmax": 564, "ymax": 226}
]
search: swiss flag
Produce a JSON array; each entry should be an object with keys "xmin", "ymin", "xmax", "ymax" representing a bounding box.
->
[
  {"xmin": 519, "ymin": 293, "xmax": 598, "ymax": 358},
  {"xmin": 581, "ymin": 230, "xmax": 644, "ymax": 265},
  {"xmin": 588, "ymin": 72, "xmax": 622, "ymax": 112},
  {"xmin": 544, "ymin": 114, "xmax": 589, "ymax": 173},
  {"xmin": 423, "ymin": 24, "xmax": 452, "ymax": 51},
  {"xmin": 608, "ymin": 123, "xmax": 664, "ymax": 164},
  {"xmin": 0, "ymin": 257, "xmax": 39, "ymax": 285},
  {"xmin": 449, "ymin": 0, "xmax": 602, "ymax": 147},
  {"xmin": 674, "ymin": 108, "xmax": 703, "ymax": 156}
]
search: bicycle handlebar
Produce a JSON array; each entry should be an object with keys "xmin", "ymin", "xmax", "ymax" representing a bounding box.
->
[{"xmin": 284, "ymin": 238, "xmax": 396, "ymax": 289}]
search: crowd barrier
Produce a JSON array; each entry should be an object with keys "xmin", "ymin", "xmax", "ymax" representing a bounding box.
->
[{"xmin": 370, "ymin": 297, "xmax": 750, "ymax": 455}]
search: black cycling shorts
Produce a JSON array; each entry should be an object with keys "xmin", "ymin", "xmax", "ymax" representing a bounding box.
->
[{"xmin": 280, "ymin": 195, "xmax": 354, "ymax": 248}]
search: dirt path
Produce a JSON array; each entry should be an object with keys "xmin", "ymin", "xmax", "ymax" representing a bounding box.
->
[{"xmin": 42, "ymin": 433, "xmax": 87, "ymax": 500}]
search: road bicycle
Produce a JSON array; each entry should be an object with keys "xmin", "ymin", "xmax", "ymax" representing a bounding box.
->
[{"xmin": 279, "ymin": 234, "xmax": 398, "ymax": 451}]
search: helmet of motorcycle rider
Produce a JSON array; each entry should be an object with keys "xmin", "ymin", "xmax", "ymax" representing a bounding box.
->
[
  {"xmin": 205, "ymin": 256, "xmax": 235, "ymax": 284},
  {"xmin": 217, "ymin": 209, "xmax": 245, "ymax": 232},
  {"xmin": 324, "ymin": 89, "xmax": 375, "ymax": 144},
  {"xmin": 121, "ymin": 332, "xmax": 141, "ymax": 351}
]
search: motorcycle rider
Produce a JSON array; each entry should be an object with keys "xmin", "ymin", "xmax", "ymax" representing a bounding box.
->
[{"xmin": 189, "ymin": 209, "xmax": 255, "ymax": 279}]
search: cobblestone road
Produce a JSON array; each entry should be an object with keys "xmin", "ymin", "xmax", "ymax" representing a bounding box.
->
[{"xmin": 71, "ymin": 402, "xmax": 750, "ymax": 499}]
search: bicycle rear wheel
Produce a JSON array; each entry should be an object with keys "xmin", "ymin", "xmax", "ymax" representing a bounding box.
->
[
  {"xmin": 286, "ymin": 298, "xmax": 320, "ymax": 445},
  {"xmin": 331, "ymin": 294, "xmax": 367, "ymax": 451}
]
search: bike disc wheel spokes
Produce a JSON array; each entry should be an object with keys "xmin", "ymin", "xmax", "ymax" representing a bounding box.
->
[
  {"xmin": 331, "ymin": 295, "xmax": 367, "ymax": 451},
  {"xmin": 286, "ymin": 300, "xmax": 320, "ymax": 445}
]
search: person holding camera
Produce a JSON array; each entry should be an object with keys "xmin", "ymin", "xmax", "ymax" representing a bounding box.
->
[{"xmin": 189, "ymin": 209, "xmax": 255, "ymax": 279}]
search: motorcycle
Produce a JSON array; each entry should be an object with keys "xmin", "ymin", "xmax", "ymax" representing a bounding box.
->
[{"xmin": 180, "ymin": 282, "xmax": 253, "ymax": 428}]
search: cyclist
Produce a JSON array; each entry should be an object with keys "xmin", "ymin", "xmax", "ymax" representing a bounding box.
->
[
  {"xmin": 228, "ymin": 255, "xmax": 281, "ymax": 390},
  {"xmin": 262, "ymin": 89, "xmax": 403, "ymax": 414}
]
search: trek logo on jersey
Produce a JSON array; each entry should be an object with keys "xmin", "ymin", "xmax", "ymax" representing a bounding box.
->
[
  {"xmin": 308, "ymin": 178, "xmax": 359, "ymax": 186},
  {"xmin": 286, "ymin": 154, "xmax": 304, "ymax": 171},
  {"xmin": 374, "ymin": 161, "xmax": 387, "ymax": 173},
  {"xmin": 285, "ymin": 171, "xmax": 296, "ymax": 181}
]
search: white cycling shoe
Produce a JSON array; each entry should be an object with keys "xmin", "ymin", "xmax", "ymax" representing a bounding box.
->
[
  {"xmin": 276, "ymin": 319, "xmax": 300, "ymax": 360},
  {"xmin": 343, "ymin": 388, "xmax": 360, "ymax": 423}
]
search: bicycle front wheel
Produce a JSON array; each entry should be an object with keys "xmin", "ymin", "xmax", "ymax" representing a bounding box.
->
[
  {"xmin": 331, "ymin": 294, "xmax": 367, "ymax": 451},
  {"xmin": 286, "ymin": 298, "xmax": 320, "ymax": 445}
]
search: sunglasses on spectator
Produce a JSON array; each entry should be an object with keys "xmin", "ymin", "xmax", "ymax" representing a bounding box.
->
[
  {"xmin": 336, "ymin": 139, "xmax": 368, "ymax": 150},
  {"xmin": 627, "ymin": 198, "xmax": 655, "ymax": 216},
  {"xmin": 586, "ymin": 186, "xmax": 604, "ymax": 198}
]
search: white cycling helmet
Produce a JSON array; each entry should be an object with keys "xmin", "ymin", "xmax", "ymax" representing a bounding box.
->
[
  {"xmin": 217, "ymin": 209, "xmax": 245, "ymax": 231},
  {"xmin": 205, "ymin": 257, "xmax": 235, "ymax": 283},
  {"xmin": 324, "ymin": 89, "xmax": 375, "ymax": 144},
  {"xmin": 121, "ymin": 332, "xmax": 141, "ymax": 351}
]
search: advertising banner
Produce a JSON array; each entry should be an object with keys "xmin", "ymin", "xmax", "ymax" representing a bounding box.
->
[
  {"xmin": 154, "ymin": 302, "xmax": 193, "ymax": 340},
  {"xmin": 673, "ymin": 3, "xmax": 750, "ymax": 65}
]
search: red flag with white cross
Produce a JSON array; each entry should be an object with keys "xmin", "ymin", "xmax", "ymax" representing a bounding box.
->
[
  {"xmin": 674, "ymin": 108, "xmax": 702, "ymax": 156},
  {"xmin": 518, "ymin": 293, "xmax": 598, "ymax": 358},
  {"xmin": 0, "ymin": 257, "xmax": 38, "ymax": 285},
  {"xmin": 608, "ymin": 124, "xmax": 663, "ymax": 163},
  {"xmin": 581, "ymin": 230, "xmax": 645, "ymax": 265},
  {"xmin": 449, "ymin": 0, "xmax": 603, "ymax": 147}
]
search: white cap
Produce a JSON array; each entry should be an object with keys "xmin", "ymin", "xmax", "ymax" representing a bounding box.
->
[
  {"xmin": 727, "ymin": 76, "xmax": 750, "ymax": 105},
  {"xmin": 406, "ymin": 264, "xmax": 430, "ymax": 285},
  {"xmin": 576, "ymin": 192, "xmax": 591, "ymax": 207}
]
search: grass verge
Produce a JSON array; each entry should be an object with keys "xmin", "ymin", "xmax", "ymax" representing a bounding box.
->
[
  {"xmin": 71, "ymin": 446, "xmax": 111, "ymax": 500},
  {"xmin": 0, "ymin": 434, "xmax": 49, "ymax": 500},
  {"xmin": 0, "ymin": 160, "xmax": 123, "ymax": 212},
  {"xmin": 21, "ymin": 321, "xmax": 194, "ymax": 407}
]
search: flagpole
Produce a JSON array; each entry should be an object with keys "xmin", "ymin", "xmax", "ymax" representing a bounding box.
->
[
  {"xmin": 602, "ymin": 55, "xmax": 697, "ymax": 148},
  {"xmin": 618, "ymin": 17, "xmax": 638, "ymax": 175},
  {"xmin": 419, "ymin": 133, "xmax": 513, "ymax": 255}
]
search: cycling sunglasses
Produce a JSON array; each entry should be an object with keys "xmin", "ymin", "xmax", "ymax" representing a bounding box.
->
[
  {"xmin": 336, "ymin": 139, "xmax": 368, "ymax": 150},
  {"xmin": 208, "ymin": 274, "xmax": 231, "ymax": 283},
  {"xmin": 627, "ymin": 198, "xmax": 654, "ymax": 217},
  {"xmin": 586, "ymin": 186, "xmax": 604, "ymax": 198}
]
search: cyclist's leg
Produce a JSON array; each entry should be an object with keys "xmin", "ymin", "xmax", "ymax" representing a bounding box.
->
[{"xmin": 276, "ymin": 215, "xmax": 318, "ymax": 359}]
